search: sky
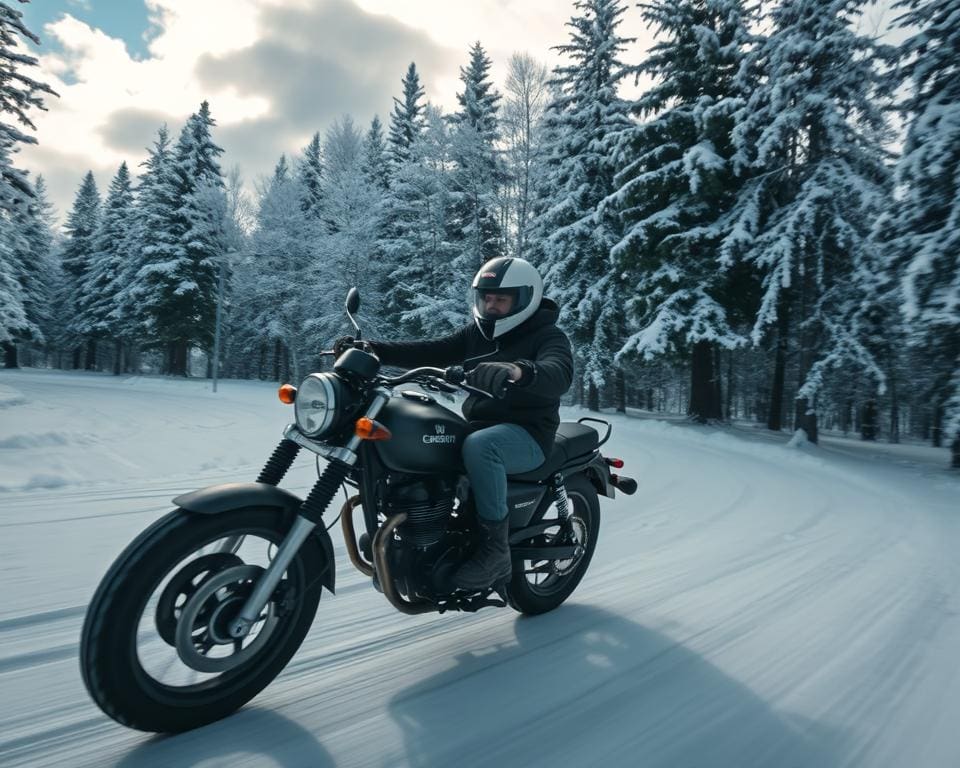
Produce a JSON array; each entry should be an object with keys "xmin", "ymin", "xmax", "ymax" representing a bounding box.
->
[{"xmin": 12, "ymin": 0, "xmax": 900, "ymax": 224}]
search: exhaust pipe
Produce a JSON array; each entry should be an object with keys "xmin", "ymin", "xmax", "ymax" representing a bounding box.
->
[
  {"xmin": 339, "ymin": 495, "xmax": 374, "ymax": 577},
  {"xmin": 372, "ymin": 513, "xmax": 437, "ymax": 615},
  {"xmin": 610, "ymin": 474, "xmax": 638, "ymax": 495}
]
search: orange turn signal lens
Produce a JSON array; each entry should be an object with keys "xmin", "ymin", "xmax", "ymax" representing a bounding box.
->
[
  {"xmin": 355, "ymin": 417, "xmax": 392, "ymax": 441},
  {"xmin": 278, "ymin": 384, "xmax": 297, "ymax": 404}
]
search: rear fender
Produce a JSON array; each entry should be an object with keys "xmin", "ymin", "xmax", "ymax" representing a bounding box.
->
[
  {"xmin": 575, "ymin": 454, "xmax": 615, "ymax": 499},
  {"xmin": 172, "ymin": 482, "xmax": 336, "ymax": 594}
]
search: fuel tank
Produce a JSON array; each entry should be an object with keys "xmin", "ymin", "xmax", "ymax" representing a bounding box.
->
[{"xmin": 373, "ymin": 391, "xmax": 468, "ymax": 473}]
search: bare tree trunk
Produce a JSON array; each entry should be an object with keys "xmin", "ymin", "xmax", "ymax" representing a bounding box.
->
[
  {"xmin": 861, "ymin": 399, "xmax": 878, "ymax": 441},
  {"xmin": 113, "ymin": 338, "xmax": 122, "ymax": 375},
  {"xmin": 726, "ymin": 350, "xmax": 734, "ymax": 420},
  {"xmin": 768, "ymin": 302, "xmax": 789, "ymax": 431},
  {"xmin": 85, "ymin": 338, "xmax": 97, "ymax": 370},
  {"xmin": 888, "ymin": 370, "xmax": 900, "ymax": 444},
  {"xmin": 932, "ymin": 402, "xmax": 943, "ymax": 447},
  {"xmin": 689, "ymin": 340, "xmax": 715, "ymax": 423},
  {"xmin": 587, "ymin": 380, "xmax": 599, "ymax": 412},
  {"xmin": 3, "ymin": 342, "xmax": 18, "ymax": 369},
  {"xmin": 712, "ymin": 343, "xmax": 724, "ymax": 420},
  {"xmin": 615, "ymin": 366, "xmax": 626, "ymax": 414}
]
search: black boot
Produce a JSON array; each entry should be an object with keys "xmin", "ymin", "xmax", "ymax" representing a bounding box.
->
[{"xmin": 454, "ymin": 517, "xmax": 513, "ymax": 591}]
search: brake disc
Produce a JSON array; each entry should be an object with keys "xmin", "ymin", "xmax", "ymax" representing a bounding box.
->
[
  {"xmin": 174, "ymin": 564, "xmax": 279, "ymax": 674},
  {"xmin": 155, "ymin": 552, "xmax": 244, "ymax": 646}
]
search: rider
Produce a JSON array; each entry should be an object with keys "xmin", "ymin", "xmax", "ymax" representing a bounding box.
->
[{"xmin": 334, "ymin": 257, "xmax": 574, "ymax": 590}]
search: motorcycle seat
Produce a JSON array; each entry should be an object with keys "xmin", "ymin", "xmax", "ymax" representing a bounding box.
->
[{"xmin": 509, "ymin": 422, "xmax": 600, "ymax": 482}]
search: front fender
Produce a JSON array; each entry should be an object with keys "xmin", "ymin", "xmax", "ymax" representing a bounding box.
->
[{"xmin": 172, "ymin": 482, "xmax": 336, "ymax": 595}]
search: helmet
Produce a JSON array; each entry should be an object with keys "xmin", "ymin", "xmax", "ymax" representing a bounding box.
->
[{"xmin": 471, "ymin": 257, "xmax": 543, "ymax": 340}]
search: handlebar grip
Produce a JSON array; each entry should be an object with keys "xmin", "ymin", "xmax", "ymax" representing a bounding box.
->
[{"xmin": 444, "ymin": 365, "xmax": 466, "ymax": 384}]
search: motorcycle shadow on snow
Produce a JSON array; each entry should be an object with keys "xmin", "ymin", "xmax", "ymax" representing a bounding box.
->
[
  {"xmin": 388, "ymin": 604, "xmax": 847, "ymax": 768},
  {"xmin": 110, "ymin": 707, "xmax": 334, "ymax": 768}
]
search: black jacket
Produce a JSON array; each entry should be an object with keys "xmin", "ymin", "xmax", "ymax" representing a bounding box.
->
[{"xmin": 370, "ymin": 299, "xmax": 574, "ymax": 457}]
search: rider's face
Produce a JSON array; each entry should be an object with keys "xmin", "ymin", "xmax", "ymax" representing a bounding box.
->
[{"xmin": 482, "ymin": 292, "xmax": 515, "ymax": 317}]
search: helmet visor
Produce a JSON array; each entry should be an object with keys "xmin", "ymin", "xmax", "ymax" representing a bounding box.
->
[{"xmin": 473, "ymin": 287, "xmax": 533, "ymax": 320}]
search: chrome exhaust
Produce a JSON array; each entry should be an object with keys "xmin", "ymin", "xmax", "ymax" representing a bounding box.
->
[
  {"xmin": 372, "ymin": 513, "xmax": 437, "ymax": 615},
  {"xmin": 339, "ymin": 495, "xmax": 374, "ymax": 577}
]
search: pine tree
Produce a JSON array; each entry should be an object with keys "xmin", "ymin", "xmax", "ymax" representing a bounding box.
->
[
  {"xmin": 313, "ymin": 116, "xmax": 387, "ymax": 338},
  {"xmin": 121, "ymin": 125, "xmax": 178, "ymax": 353},
  {"xmin": 362, "ymin": 115, "xmax": 390, "ymax": 190},
  {"xmin": 147, "ymin": 101, "xmax": 225, "ymax": 375},
  {"xmin": 380, "ymin": 105, "xmax": 459, "ymax": 336},
  {"xmin": 9, "ymin": 173, "xmax": 56, "ymax": 362},
  {"xmin": 1, "ymin": 1, "xmax": 57, "ymax": 366},
  {"xmin": 238, "ymin": 155, "xmax": 314, "ymax": 382},
  {"xmin": 388, "ymin": 62, "xmax": 426, "ymax": 168},
  {"xmin": 527, "ymin": 0, "xmax": 633, "ymax": 408},
  {"xmin": 0, "ymin": 0, "xmax": 57, "ymax": 212},
  {"xmin": 885, "ymin": 0, "xmax": 960, "ymax": 466},
  {"xmin": 79, "ymin": 162, "xmax": 136, "ymax": 372},
  {"xmin": 447, "ymin": 41, "xmax": 504, "ymax": 274},
  {"xmin": 61, "ymin": 171, "xmax": 101, "ymax": 369},
  {"xmin": 723, "ymin": 0, "xmax": 893, "ymax": 441},
  {"xmin": 297, "ymin": 132, "xmax": 323, "ymax": 218},
  {"xmin": 609, "ymin": 0, "xmax": 755, "ymax": 422}
]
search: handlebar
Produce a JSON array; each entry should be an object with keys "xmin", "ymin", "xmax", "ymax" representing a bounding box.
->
[{"xmin": 378, "ymin": 365, "xmax": 500, "ymax": 399}]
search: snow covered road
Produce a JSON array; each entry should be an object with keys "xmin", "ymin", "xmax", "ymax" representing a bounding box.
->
[{"xmin": 1, "ymin": 369, "xmax": 959, "ymax": 767}]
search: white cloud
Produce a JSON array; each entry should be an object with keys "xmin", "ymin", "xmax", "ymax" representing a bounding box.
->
[{"xmin": 21, "ymin": 0, "xmax": 657, "ymax": 221}]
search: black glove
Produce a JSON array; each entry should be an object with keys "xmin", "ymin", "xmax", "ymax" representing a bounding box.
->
[
  {"xmin": 333, "ymin": 336, "xmax": 373, "ymax": 356},
  {"xmin": 465, "ymin": 362, "xmax": 514, "ymax": 398}
]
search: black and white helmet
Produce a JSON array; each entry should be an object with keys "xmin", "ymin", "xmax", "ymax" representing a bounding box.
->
[{"xmin": 471, "ymin": 257, "xmax": 544, "ymax": 340}]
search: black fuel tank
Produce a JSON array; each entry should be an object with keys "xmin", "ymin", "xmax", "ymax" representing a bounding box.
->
[{"xmin": 374, "ymin": 392, "xmax": 468, "ymax": 473}]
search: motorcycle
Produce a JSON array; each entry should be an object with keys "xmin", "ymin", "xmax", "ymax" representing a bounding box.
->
[{"xmin": 80, "ymin": 288, "xmax": 637, "ymax": 733}]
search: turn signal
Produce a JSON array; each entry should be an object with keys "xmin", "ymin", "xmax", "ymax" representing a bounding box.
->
[
  {"xmin": 606, "ymin": 457, "xmax": 624, "ymax": 468},
  {"xmin": 355, "ymin": 417, "xmax": 392, "ymax": 441},
  {"xmin": 278, "ymin": 384, "xmax": 297, "ymax": 404}
]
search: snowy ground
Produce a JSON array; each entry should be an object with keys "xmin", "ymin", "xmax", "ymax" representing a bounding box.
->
[{"xmin": 1, "ymin": 368, "xmax": 959, "ymax": 768}]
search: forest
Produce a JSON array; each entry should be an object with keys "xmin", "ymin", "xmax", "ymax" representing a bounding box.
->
[{"xmin": 1, "ymin": 0, "xmax": 958, "ymax": 467}]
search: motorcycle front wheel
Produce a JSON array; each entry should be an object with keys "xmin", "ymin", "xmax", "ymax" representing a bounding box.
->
[{"xmin": 80, "ymin": 506, "xmax": 326, "ymax": 733}]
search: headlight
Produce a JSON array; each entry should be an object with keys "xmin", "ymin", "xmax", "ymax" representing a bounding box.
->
[{"xmin": 294, "ymin": 373, "xmax": 339, "ymax": 438}]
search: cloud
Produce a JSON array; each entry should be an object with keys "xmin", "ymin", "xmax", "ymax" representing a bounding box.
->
[
  {"xmin": 18, "ymin": 0, "xmax": 673, "ymax": 224},
  {"xmin": 195, "ymin": 0, "xmax": 459, "ymax": 161},
  {"xmin": 18, "ymin": 0, "xmax": 463, "ymax": 221},
  {"xmin": 97, "ymin": 107, "xmax": 171, "ymax": 154}
]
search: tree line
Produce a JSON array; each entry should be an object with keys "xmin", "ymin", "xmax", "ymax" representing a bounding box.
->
[{"xmin": 1, "ymin": 0, "xmax": 958, "ymax": 467}]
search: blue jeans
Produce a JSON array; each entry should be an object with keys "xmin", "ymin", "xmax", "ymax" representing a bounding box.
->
[{"xmin": 462, "ymin": 424, "xmax": 545, "ymax": 522}]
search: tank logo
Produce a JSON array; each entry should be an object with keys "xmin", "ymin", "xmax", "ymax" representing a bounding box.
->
[{"xmin": 423, "ymin": 423, "xmax": 456, "ymax": 445}]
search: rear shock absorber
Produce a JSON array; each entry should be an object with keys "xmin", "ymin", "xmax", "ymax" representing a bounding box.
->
[{"xmin": 552, "ymin": 473, "xmax": 570, "ymax": 521}]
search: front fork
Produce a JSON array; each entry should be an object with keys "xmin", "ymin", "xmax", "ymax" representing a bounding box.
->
[{"xmin": 227, "ymin": 390, "xmax": 389, "ymax": 639}]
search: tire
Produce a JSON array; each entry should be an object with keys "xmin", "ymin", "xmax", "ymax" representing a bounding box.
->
[
  {"xmin": 80, "ymin": 506, "xmax": 327, "ymax": 733},
  {"xmin": 507, "ymin": 473, "xmax": 600, "ymax": 615}
]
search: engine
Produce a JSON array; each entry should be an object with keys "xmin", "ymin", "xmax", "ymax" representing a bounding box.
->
[
  {"xmin": 385, "ymin": 475, "xmax": 458, "ymax": 547},
  {"xmin": 381, "ymin": 474, "xmax": 470, "ymax": 598}
]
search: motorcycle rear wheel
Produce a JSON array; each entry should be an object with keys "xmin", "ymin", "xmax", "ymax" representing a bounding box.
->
[
  {"xmin": 80, "ymin": 506, "xmax": 326, "ymax": 733},
  {"xmin": 508, "ymin": 473, "xmax": 600, "ymax": 615}
]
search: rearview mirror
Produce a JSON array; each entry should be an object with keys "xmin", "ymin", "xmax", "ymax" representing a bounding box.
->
[{"xmin": 345, "ymin": 288, "xmax": 360, "ymax": 315}]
